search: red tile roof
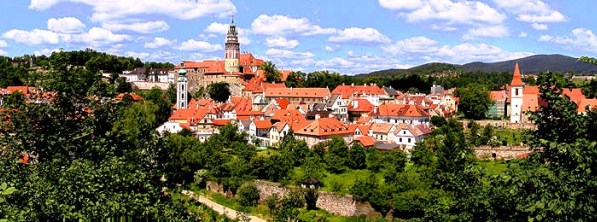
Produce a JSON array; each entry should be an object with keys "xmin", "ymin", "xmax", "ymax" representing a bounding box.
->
[
  {"xmin": 254, "ymin": 119, "xmax": 272, "ymax": 129},
  {"xmin": 169, "ymin": 108, "xmax": 207, "ymax": 125},
  {"xmin": 295, "ymin": 118, "xmax": 352, "ymax": 137},
  {"xmin": 265, "ymin": 87, "xmax": 329, "ymax": 98},
  {"xmin": 275, "ymin": 99, "xmax": 289, "ymax": 109},
  {"xmin": 212, "ymin": 119, "xmax": 232, "ymax": 126},
  {"xmin": 332, "ymin": 84, "xmax": 385, "ymax": 99},
  {"xmin": 562, "ymin": 88, "xmax": 586, "ymax": 105},
  {"xmin": 370, "ymin": 122, "xmax": 394, "ymax": 134},
  {"xmin": 348, "ymin": 98, "xmax": 375, "ymax": 113},
  {"xmin": 271, "ymin": 109, "xmax": 306, "ymax": 123},
  {"xmin": 354, "ymin": 136, "xmax": 376, "ymax": 147},
  {"xmin": 490, "ymin": 91, "xmax": 506, "ymax": 101},
  {"xmin": 375, "ymin": 104, "xmax": 430, "ymax": 117},
  {"xmin": 6, "ymin": 86, "xmax": 30, "ymax": 95},
  {"xmin": 115, "ymin": 93, "xmax": 143, "ymax": 101},
  {"xmin": 578, "ymin": 98, "xmax": 597, "ymax": 112}
]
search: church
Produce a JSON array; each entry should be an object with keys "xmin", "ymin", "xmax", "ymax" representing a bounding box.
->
[
  {"xmin": 489, "ymin": 63, "xmax": 586, "ymax": 124},
  {"xmin": 174, "ymin": 19, "xmax": 266, "ymax": 96}
]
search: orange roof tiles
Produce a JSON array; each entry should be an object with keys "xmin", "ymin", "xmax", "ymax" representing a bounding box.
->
[
  {"xmin": 523, "ymin": 86, "xmax": 539, "ymax": 95},
  {"xmin": 275, "ymin": 99, "xmax": 289, "ymax": 109},
  {"xmin": 253, "ymin": 119, "xmax": 272, "ymax": 129},
  {"xmin": 347, "ymin": 98, "xmax": 374, "ymax": 112},
  {"xmin": 394, "ymin": 123, "xmax": 432, "ymax": 137},
  {"xmin": 169, "ymin": 108, "xmax": 207, "ymax": 125},
  {"xmin": 212, "ymin": 119, "xmax": 232, "ymax": 126},
  {"xmin": 563, "ymin": 88, "xmax": 586, "ymax": 105},
  {"xmin": 370, "ymin": 122, "xmax": 394, "ymax": 134},
  {"xmin": 511, "ymin": 63, "xmax": 524, "ymax": 87},
  {"xmin": 279, "ymin": 70, "xmax": 292, "ymax": 82},
  {"xmin": 578, "ymin": 98, "xmax": 597, "ymax": 113},
  {"xmin": 265, "ymin": 87, "xmax": 329, "ymax": 98},
  {"xmin": 521, "ymin": 94, "xmax": 540, "ymax": 112},
  {"xmin": 295, "ymin": 118, "xmax": 352, "ymax": 137},
  {"xmin": 375, "ymin": 104, "xmax": 430, "ymax": 117},
  {"xmin": 115, "ymin": 93, "xmax": 143, "ymax": 101},
  {"xmin": 354, "ymin": 136, "xmax": 376, "ymax": 147},
  {"xmin": 332, "ymin": 84, "xmax": 385, "ymax": 99},
  {"xmin": 490, "ymin": 91, "xmax": 506, "ymax": 101},
  {"xmin": 272, "ymin": 121, "xmax": 288, "ymax": 131},
  {"xmin": 6, "ymin": 86, "xmax": 30, "ymax": 95},
  {"xmin": 271, "ymin": 109, "xmax": 306, "ymax": 123}
]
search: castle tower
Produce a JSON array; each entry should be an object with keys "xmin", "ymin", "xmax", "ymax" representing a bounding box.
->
[
  {"xmin": 177, "ymin": 68, "xmax": 188, "ymax": 109},
  {"xmin": 510, "ymin": 63, "xmax": 524, "ymax": 123},
  {"xmin": 224, "ymin": 18, "xmax": 240, "ymax": 73}
]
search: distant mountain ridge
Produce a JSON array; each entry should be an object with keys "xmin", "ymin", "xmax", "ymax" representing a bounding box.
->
[
  {"xmin": 461, "ymin": 54, "xmax": 597, "ymax": 74},
  {"xmin": 359, "ymin": 54, "xmax": 597, "ymax": 78}
]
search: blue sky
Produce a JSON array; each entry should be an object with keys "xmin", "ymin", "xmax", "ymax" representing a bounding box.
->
[{"xmin": 0, "ymin": 0, "xmax": 596, "ymax": 74}]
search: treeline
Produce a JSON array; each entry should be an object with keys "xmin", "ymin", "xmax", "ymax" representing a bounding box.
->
[
  {"xmin": 0, "ymin": 52, "xmax": 225, "ymax": 221},
  {"xmin": 0, "ymin": 50, "xmax": 174, "ymax": 89}
]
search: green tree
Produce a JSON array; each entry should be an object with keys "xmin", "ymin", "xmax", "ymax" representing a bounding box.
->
[
  {"xmin": 261, "ymin": 61, "xmax": 281, "ymax": 83},
  {"xmin": 347, "ymin": 143, "xmax": 367, "ymax": 169},
  {"xmin": 208, "ymin": 82, "xmax": 231, "ymax": 103},
  {"xmin": 237, "ymin": 183, "xmax": 260, "ymax": 207},
  {"xmin": 454, "ymin": 84, "xmax": 493, "ymax": 119}
]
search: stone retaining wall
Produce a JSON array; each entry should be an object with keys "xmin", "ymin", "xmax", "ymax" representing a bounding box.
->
[
  {"xmin": 474, "ymin": 145, "xmax": 533, "ymax": 160},
  {"xmin": 207, "ymin": 179, "xmax": 374, "ymax": 217}
]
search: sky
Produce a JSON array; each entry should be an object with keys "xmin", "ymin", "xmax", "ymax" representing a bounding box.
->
[{"xmin": 0, "ymin": 0, "xmax": 596, "ymax": 74}]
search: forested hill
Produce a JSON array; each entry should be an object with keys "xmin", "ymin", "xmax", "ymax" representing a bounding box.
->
[
  {"xmin": 358, "ymin": 54, "xmax": 597, "ymax": 78},
  {"xmin": 462, "ymin": 54, "xmax": 597, "ymax": 74}
]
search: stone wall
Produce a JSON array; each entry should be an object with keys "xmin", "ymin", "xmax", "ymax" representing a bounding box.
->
[
  {"xmin": 208, "ymin": 179, "xmax": 374, "ymax": 217},
  {"xmin": 206, "ymin": 180, "xmax": 226, "ymax": 195},
  {"xmin": 474, "ymin": 145, "xmax": 533, "ymax": 160}
]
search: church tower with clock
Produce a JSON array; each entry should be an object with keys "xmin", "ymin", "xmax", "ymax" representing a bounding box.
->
[{"xmin": 224, "ymin": 18, "xmax": 240, "ymax": 73}]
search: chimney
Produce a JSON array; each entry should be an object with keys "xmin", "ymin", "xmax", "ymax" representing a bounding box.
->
[
  {"xmin": 352, "ymin": 100, "xmax": 358, "ymax": 108},
  {"xmin": 290, "ymin": 87, "xmax": 293, "ymax": 92},
  {"xmin": 315, "ymin": 113, "xmax": 321, "ymax": 120},
  {"xmin": 374, "ymin": 106, "xmax": 378, "ymax": 114},
  {"xmin": 351, "ymin": 83, "xmax": 355, "ymax": 87}
]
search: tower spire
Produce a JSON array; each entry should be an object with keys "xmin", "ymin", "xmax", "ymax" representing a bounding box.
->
[{"xmin": 510, "ymin": 63, "xmax": 523, "ymax": 87}]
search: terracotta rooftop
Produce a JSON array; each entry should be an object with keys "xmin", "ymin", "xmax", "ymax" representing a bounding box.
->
[
  {"xmin": 265, "ymin": 87, "xmax": 329, "ymax": 98},
  {"xmin": 332, "ymin": 84, "xmax": 385, "ymax": 99},
  {"xmin": 295, "ymin": 118, "xmax": 352, "ymax": 137},
  {"xmin": 578, "ymin": 98, "xmax": 597, "ymax": 113},
  {"xmin": 511, "ymin": 63, "xmax": 524, "ymax": 87},
  {"xmin": 375, "ymin": 104, "xmax": 430, "ymax": 117}
]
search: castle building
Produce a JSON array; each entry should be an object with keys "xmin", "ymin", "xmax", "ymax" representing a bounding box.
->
[{"xmin": 175, "ymin": 19, "xmax": 265, "ymax": 97}]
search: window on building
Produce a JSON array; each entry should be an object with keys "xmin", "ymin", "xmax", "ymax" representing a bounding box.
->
[
  {"xmin": 515, "ymin": 88, "xmax": 519, "ymax": 96},
  {"xmin": 399, "ymin": 138, "xmax": 402, "ymax": 142},
  {"xmin": 408, "ymin": 138, "xmax": 411, "ymax": 143}
]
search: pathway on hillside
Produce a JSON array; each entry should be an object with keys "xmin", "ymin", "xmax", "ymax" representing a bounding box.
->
[{"xmin": 182, "ymin": 190, "xmax": 267, "ymax": 222}]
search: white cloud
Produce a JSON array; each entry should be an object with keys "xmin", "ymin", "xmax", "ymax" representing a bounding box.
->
[
  {"xmin": 77, "ymin": 27, "xmax": 131, "ymax": 45},
  {"xmin": 2, "ymin": 26, "xmax": 129, "ymax": 46},
  {"xmin": 435, "ymin": 43, "xmax": 534, "ymax": 64},
  {"xmin": 265, "ymin": 48, "xmax": 314, "ymax": 59},
  {"xmin": 462, "ymin": 25, "xmax": 509, "ymax": 40},
  {"xmin": 2, "ymin": 29, "xmax": 62, "ymax": 45},
  {"xmin": 382, "ymin": 36, "xmax": 438, "ymax": 55},
  {"xmin": 329, "ymin": 27, "xmax": 391, "ymax": 44},
  {"xmin": 125, "ymin": 51, "xmax": 150, "ymax": 59},
  {"xmin": 519, "ymin": 32, "xmax": 528, "ymax": 38},
  {"xmin": 29, "ymin": 0, "xmax": 236, "ymax": 22},
  {"xmin": 0, "ymin": 40, "xmax": 7, "ymax": 48},
  {"xmin": 493, "ymin": 0, "xmax": 565, "ymax": 29},
  {"xmin": 0, "ymin": 50, "xmax": 6, "ymax": 56},
  {"xmin": 176, "ymin": 39, "xmax": 222, "ymax": 52},
  {"xmin": 539, "ymin": 28, "xmax": 597, "ymax": 53},
  {"xmin": 251, "ymin": 14, "xmax": 336, "ymax": 36},
  {"xmin": 383, "ymin": 36, "xmax": 533, "ymax": 64},
  {"xmin": 33, "ymin": 48, "xmax": 60, "ymax": 56},
  {"xmin": 265, "ymin": 36, "xmax": 299, "ymax": 49},
  {"xmin": 102, "ymin": 21, "xmax": 169, "ymax": 33},
  {"xmin": 380, "ymin": 0, "xmax": 506, "ymax": 26},
  {"xmin": 204, "ymin": 22, "xmax": 251, "ymax": 45},
  {"xmin": 325, "ymin": 45, "xmax": 335, "ymax": 52},
  {"xmin": 47, "ymin": 17, "xmax": 86, "ymax": 33},
  {"xmin": 144, "ymin": 37, "xmax": 172, "ymax": 48},
  {"xmin": 531, "ymin": 23, "xmax": 548, "ymax": 30}
]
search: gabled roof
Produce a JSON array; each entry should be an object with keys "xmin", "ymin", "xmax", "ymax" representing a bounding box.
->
[
  {"xmin": 295, "ymin": 118, "xmax": 351, "ymax": 137},
  {"xmin": 374, "ymin": 104, "xmax": 430, "ymax": 117},
  {"xmin": 370, "ymin": 122, "xmax": 394, "ymax": 134},
  {"xmin": 271, "ymin": 109, "xmax": 306, "ymax": 123},
  {"xmin": 332, "ymin": 84, "xmax": 385, "ymax": 99},
  {"xmin": 347, "ymin": 98, "xmax": 374, "ymax": 112},
  {"xmin": 394, "ymin": 123, "xmax": 432, "ymax": 137},
  {"xmin": 326, "ymin": 94, "xmax": 342, "ymax": 107},
  {"xmin": 253, "ymin": 119, "xmax": 272, "ymax": 129},
  {"xmin": 275, "ymin": 99, "xmax": 289, "ymax": 109},
  {"xmin": 265, "ymin": 87, "xmax": 329, "ymax": 98},
  {"xmin": 168, "ymin": 108, "xmax": 207, "ymax": 125},
  {"xmin": 272, "ymin": 121, "xmax": 289, "ymax": 132},
  {"xmin": 578, "ymin": 98, "xmax": 597, "ymax": 112},
  {"xmin": 6, "ymin": 86, "xmax": 30, "ymax": 95},
  {"xmin": 562, "ymin": 88, "xmax": 586, "ymax": 105},
  {"xmin": 490, "ymin": 90, "xmax": 506, "ymax": 101},
  {"xmin": 212, "ymin": 119, "xmax": 232, "ymax": 126},
  {"xmin": 115, "ymin": 92, "xmax": 144, "ymax": 101},
  {"xmin": 354, "ymin": 136, "xmax": 375, "ymax": 147}
]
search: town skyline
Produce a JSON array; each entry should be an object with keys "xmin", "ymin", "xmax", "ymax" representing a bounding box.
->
[{"xmin": 1, "ymin": 0, "xmax": 596, "ymax": 74}]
